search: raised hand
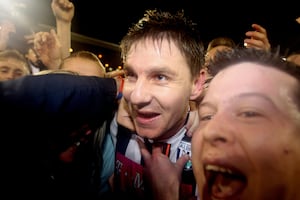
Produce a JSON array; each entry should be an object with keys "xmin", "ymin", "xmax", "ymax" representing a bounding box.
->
[{"xmin": 244, "ymin": 23, "xmax": 271, "ymax": 51}]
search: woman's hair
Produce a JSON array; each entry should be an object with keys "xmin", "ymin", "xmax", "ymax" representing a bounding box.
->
[{"xmin": 206, "ymin": 37, "xmax": 236, "ymax": 52}]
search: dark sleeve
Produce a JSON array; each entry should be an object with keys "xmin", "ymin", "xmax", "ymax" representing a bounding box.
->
[
  {"xmin": 0, "ymin": 74, "xmax": 118, "ymax": 128},
  {"xmin": 0, "ymin": 74, "xmax": 118, "ymax": 198}
]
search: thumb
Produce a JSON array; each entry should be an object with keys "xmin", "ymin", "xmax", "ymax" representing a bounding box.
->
[
  {"xmin": 137, "ymin": 137, "xmax": 151, "ymax": 165},
  {"xmin": 175, "ymin": 154, "xmax": 190, "ymax": 173}
]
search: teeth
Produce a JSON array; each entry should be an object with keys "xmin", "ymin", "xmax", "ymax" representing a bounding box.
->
[{"xmin": 205, "ymin": 164, "xmax": 233, "ymax": 174}]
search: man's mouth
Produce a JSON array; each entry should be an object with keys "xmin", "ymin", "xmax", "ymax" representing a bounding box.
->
[
  {"xmin": 204, "ymin": 164, "xmax": 247, "ymax": 199},
  {"xmin": 135, "ymin": 111, "xmax": 160, "ymax": 124}
]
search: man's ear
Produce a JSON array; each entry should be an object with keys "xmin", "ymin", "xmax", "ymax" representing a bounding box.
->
[{"xmin": 190, "ymin": 69, "xmax": 206, "ymax": 100}]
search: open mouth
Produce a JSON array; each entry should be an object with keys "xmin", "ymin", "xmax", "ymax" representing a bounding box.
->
[
  {"xmin": 204, "ymin": 164, "xmax": 247, "ymax": 199},
  {"xmin": 135, "ymin": 111, "xmax": 160, "ymax": 124}
]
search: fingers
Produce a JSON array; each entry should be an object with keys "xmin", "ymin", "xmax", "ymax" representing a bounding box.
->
[
  {"xmin": 137, "ymin": 138, "xmax": 170, "ymax": 166},
  {"xmin": 245, "ymin": 29, "xmax": 265, "ymax": 40},
  {"xmin": 24, "ymin": 33, "xmax": 35, "ymax": 45},
  {"xmin": 296, "ymin": 17, "xmax": 300, "ymax": 24},
  {"xmin": 137, "ymin": 138, "xmax": 152, "ymax": 165},
  {"xmin": 57, "ymin": 0, "xmax": 74, "ymax": 9},
  {"xmin": 137, "ymin": 136, "xmax": 189, "ymax": 174},
  {"xmin": 151, "ymin": 144, "xmax": 164, "ymax": 154},
  {"xmin": 244, "ymin": 38, "xmax": 264, "ymax": 49},
  {"xmin": 251, "ymin": 24, "xmax": 267, "ymax": 34},
  {"xmin": 176, "ymin": 154, "xmax": 190, "ymax": 172},
  {"xmin": 244, "ymin": 23, "xmax": 270, "ymax": 51}
]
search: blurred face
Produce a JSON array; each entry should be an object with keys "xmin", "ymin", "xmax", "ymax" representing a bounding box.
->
[
  {"xmin": 192, "ymin": 62, "xmax": 300, "ymax": 200},
  {"xmin": 204, "ymin": 46, "xmax": 233, "ymax": 82},
  {"xmin": 123, "ymin": 38, "xmax": 201, "ymax": 140},
  {"xmin": 61, "ymin": 57, "xmax": 106, "ymax": 77},
  {"xmin": 205, "ymin": 46, "xmax": 232, "ymax": 63},
  {"xmin": 0, "ymin": 58, "xmax": 30, "ymax": 81}
]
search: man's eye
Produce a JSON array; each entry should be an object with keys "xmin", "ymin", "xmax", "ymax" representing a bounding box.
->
[
  {"xmin": 239, "ymin": 111, "xmax": 260, "ymax": 118},
  {"xmin": 125, "ymin": 71, "xmax": 134, "ymax": 77},
  {"xmin": 0, "ymin": 68, "xmax": 9, "ymax": 73},
  {"xmin": 200, "ymin": 114, "xmax": 213, "ymax": 121},
  {"xmin": 124, "ymin": 71, "xmax": 136, "ymax": 81},
  {"xmin": 156, "ymin": 74, "xmax": 167, "ymax": 81}
]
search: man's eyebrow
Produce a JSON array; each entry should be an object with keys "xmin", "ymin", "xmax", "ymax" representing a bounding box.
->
[
  {"xmin": 124, "ymin": 65, "xmax": 177, "ymax": 75},
  {"xmin": 198, "ymin": 101, "xmax": 213, "ymax": 110},
  {"xmin": 199, "ymin": 92, "xmax": 276, "ymax": 108},
  {"xmin": 234, "ymin": 93, "xmax": 276, "ymax": 105}
]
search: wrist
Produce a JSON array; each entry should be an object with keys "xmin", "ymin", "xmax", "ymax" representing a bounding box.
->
[{"xmin": 46, "ymin": 58, "xmax": 62, "ymax": 70}]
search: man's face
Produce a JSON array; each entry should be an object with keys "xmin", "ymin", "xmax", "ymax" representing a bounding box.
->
[
  {"xmin": 0, "ymin": 58, "xmax": 29, "ymax": 81},
  {"xmin": 192, "ymin": 62, "xmax": 300, "ymax": 200},
  {"xmin": 123, "ymin": 38, "xmax": 196, "ymax": 140}
]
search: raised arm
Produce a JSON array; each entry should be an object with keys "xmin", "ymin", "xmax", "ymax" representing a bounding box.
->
[
  {"xmin": 51, "ymin": 0, "xmax": 74, "ymax": 58},
  {"xmin": 0, "ymin": 74, "xmax": 118, "ymax": 119}
]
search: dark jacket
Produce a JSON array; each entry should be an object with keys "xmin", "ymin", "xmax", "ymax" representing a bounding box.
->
[{"xmin": 0, "ymin": 74, "xmax": 118, "ymax": 199}]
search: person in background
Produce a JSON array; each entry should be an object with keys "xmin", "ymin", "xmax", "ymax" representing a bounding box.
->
[
  {"xmin": 206, "ymin": 23, "xmax": 271, "ymax": 64},
  {"xmin": 206, "ymin": 36, "xmax": 236, "ymax": 55},
  {"xmin": 60, "ymin": 50, "xmax": 106, "ymax": 77},
  {"xmin": 27, "ymin": 29, "xmax": 62, "ymax": 71},
  {"xmin": 203, "ymin": 23, "xmax": 271, "ymax": 89},
  {"xmin": 59, "ymin": 50, "xmax": 124, "ymax": 197},
  {"xmin": 138, "ymin": 47, "xmax": 300, "ymax": 200},
  {"xmin": 24, "ymin": 0, "xmax": 74, "ymax": 73},
  {"xmin": 202, "ymin": 36, "xmax": 237, "ymax": 88},
  {"xmin": 0, "ymin": 48, "xmax": 30, "ymax": 81}
]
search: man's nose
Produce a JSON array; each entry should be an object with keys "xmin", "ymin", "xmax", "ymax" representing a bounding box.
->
[{"xmin": 129, "ymin": 78, "xmax": 152, "ymax": 105}]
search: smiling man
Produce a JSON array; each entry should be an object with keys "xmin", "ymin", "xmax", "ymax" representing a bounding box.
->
[
  {"xmin": 139, "ymin": 47, "xmax": 300, "ymax": 200},
  {"xmin": 193, "ymin": 47, "xmax": 300, "ymax": 200},
  {"xmin": 109, "ymin": 9, "xmax": 205, "ymax": 200}
]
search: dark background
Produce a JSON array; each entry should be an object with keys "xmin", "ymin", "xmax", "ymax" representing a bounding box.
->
[
  {"xmin": 72, "ymin": 0, "xmax": 300, "ymax": 51},
  {"xmin": 3, "ymin": 0, "xmax": 300, "ymax": 69},
  {"xmin": 19, "ymin": 0, "xmax": 299, "ymax": 48}
]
